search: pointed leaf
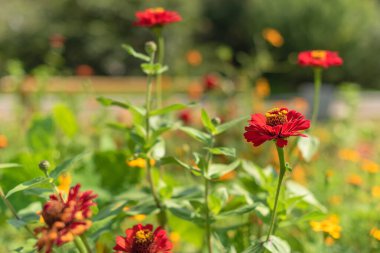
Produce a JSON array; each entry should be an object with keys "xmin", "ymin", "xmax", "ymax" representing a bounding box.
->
[
  {"xmin": 5, "ymin": 177, "xmax": 49, "ymax": 198},
  {"xmin": 208, "ymin": 160, "xmax": 241, "ymax": 179},
  {"xmin": 0, "ymin": 163, "xmax": 21, "ymax": 169},
  {"xmin": 215, "ymin": 116, "xmax": 248, "ymax": 135},
  {"xmin": 122, "ymin": 44, "xmax": 150, "ymax": 62},
  {"xmin": 297, "ymin": 134, "xmax": 320, "ymax": 162},
  {"xmin": 179, "ymin": 126, "xmax": 211, "ymax": 144}
]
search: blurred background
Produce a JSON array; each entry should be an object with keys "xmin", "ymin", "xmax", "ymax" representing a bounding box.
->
[{"xmin": 0, "ymin": 0, "xmax": 380, "ymax": 89}]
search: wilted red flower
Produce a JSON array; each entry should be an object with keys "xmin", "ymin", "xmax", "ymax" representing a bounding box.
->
[
  {"xmin": 244, "ymin": 107, "xmax": 310, "ymax": 148},
  {"xmin": 178, "ymin": 110, "xmax": 192, "ymax": 125},
  {"xmin": 35, "ymin": 184, "xmax": 97, "ymax": 253},
  {"xmin": 134, "ymin": 8, "xmax": 182, "ymax": 28},
  {"xmin": 113, "ymin": 224, "xmax": 172, "ymax": 253},
  {"xmin": 298, "ymin": 50, "xmax": 343, "ymax": 68},
  {"xmin": 203, "ymin": 74, "xmax": 219, "ymax": 91}
]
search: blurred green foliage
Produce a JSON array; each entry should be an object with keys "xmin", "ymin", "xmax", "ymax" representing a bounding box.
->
[{"xmin": 0, "ymin": 0, "xmax": 380, "ymax": 88}]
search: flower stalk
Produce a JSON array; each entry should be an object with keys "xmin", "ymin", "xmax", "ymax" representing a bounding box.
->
[
  {"xmin": 204, "ymin": 138, "xmax": 215, "ymax": 253},
  {"xmin": 155, "ymin": 28, "xmax": 164, "ymax": 108},
  {"xmin": 144, "ymin": 42, "xmax": 167, "ymax": 228},
  {"xmin": 266, "ymin": 145, "xmax": 287, "ymax": 241},
  {"xmin": 311, "ymin": 67, "xmax": 322, "ymax": 126}
]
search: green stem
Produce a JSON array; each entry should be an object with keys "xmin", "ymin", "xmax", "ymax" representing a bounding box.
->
[
  {"xmin": 311, "ymin": 68, "xmax": 322, "ymax": 126},
  {"xmin": 204, "ymin": 138, "xmax": 214, "ymax": 253},
  {"xmin": 266, "ymin": 146, "xmax": 287, "ymax": 241},
  {"xmin": 145, "ymin": 52, "xmax": 167, "ymax": 228},
  {"xmin": 74, "ymin": 236, "xmax": 87, "ymax": 253},
  {"xmin": 43, "ymin": 171, "xmax": 64, "ymax": 202},
  {"xmin": 156, "ymin": 29, "xmax": 164, "ymax": 108},
  {"xmin": 80, "ymin": 234, "xmax": 92, "ymax": 253},
  {"xmin": 0, "ymin": 185, "xmax": 36, "ymax": 237}
]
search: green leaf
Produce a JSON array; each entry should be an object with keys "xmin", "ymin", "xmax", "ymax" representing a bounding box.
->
[
  {"xmin": 215, "ymin": 116, "xmax": 248, "ymax": 135},
  {"xmin": 297, "ymin": 134, "xmax": 320, "ymax": 162},
  {"xmin": 49, "ymin": 153, "xmax": 88, "ymax": 179},
  {"xmin": 52, "ymin": 104, "xmax": 78, "ymax": 138},
  {"xmin": 286, "ymin": 181, "xmax": 327, "ymax": 212},
  {"xmin": 179, "ymin": 126, "xmax": 211, "ymax": 144},
  {"xmin": 201, "ymin": 109, "xmax": 216, "ymax": 134},
  {"xmin": 122, "ymin": 44, "xmax": 150, "ymax": 62},
  {"xmin": 97, "ymin": 97, "xmax": 146, "ymax": 116},
  {"xmin": 160, "ymin": 157, "xmax": 201, "ymax": 175},
  {"xmin": 0, "ymin": 163, "xmax": 21, "ymax": 169},
  {"xmin": 150, "ymin": 103, "xmax": 193, "ymax": 116},
  {"xmin": 207, "ymin": 160, "xmax": 240, "ymax": 179},
  {"xmin": 263, "ymin": 236, "xmax": 291, "ymax": 253},
  {"xmin": 205, "ymin": 147, "xmax": 236, "ymax": 157},
  {"xmin": 141, "ymin": 63, "xmax": 168, "ymax": 75},
  {"xmin": 209, "ymin": 194, "xmax": 223, "ymax": 215},
  {"xmin": 5, "ymin": 177, "xmax": 49, "ymax": 198},
  {"xmin": 219, "ymin": 204, "xmax": 258, "ymax": 217}
]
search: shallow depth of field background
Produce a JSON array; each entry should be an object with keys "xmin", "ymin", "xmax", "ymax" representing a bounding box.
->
[{"xmin": 0, "ymin": 0, "xmax": 380, "ymax": 252}]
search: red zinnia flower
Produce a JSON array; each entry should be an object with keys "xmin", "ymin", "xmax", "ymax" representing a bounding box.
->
[
  {"xmin": 134, "ymin": 8, "xmax": 182, "ymax": 28},
  {"xmin": 203, "ymin": 74, "xmax": 219, "ymax": 91},
  {"xmin": 113, "ymin": 224, "xmax": 172, "ymax": 253},
  {"xmin": 178, "ymin": 110, "xmax": 192, "ymax": 125},
  {"xmin": 35, "ymin": 184, "xmax": 97, "ymax": 253},
  {"xmin": 244, "ymin": 107, "xmax": 310, "ymax": 148},
  {"xmin": 298, "ymin": 50, "xmax": 343, "ymax": 68}
]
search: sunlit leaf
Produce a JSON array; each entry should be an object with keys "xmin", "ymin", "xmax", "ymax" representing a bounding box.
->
[{"xmin": 5, "ymin": 177, "xmax": 49, "ymax": 198}]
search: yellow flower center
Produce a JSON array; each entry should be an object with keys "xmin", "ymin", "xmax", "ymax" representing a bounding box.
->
[
  {"xmin": 135, "ymin": 229, "xmax": 153, "ymax": 244},
  {"xmin": 265, "ymin": 108, "xmax": 288, "ymax": 126},
  {"xmin": 149, "ymin": 7, "xmax": 165, "ymax": 13},
  {"xmin": 311, "ymin": 50, "xmax": 327, "ymax": 59}
]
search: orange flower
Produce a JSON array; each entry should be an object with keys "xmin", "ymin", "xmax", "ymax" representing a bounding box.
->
[
  {"xmin": 372, "ymin": 186, "xmax": 380, "ymax": 198},
  {"xmin": 361, "ymin": 160, "xmax": 379, "ymax": 173},
  {"xmin": 186, "ymin": 50, "xmax": 202, "ymax": 66},
  {"xmin": 219, "ymin": 171, "xmax": 236, "ymax": 181},
  {"xmin": 338, "ymin": 149, "xmax": 360, "ymax": 162},
  {"xmin": 131, "ymin": 214, "xmax": 146, "ymax": 222},
  {"xmin": 262, "ymin": 28, "xmax": 284, "ymax": 47},
  {"xmin": 346, "ymin": 174, "xmax": 363, "ymax": 186},
  {"xmin": 187, "ymin": 82, "xmax": 204, "ymax": 100},
  {"xmin": 255, "ymin": 78, "xmax": 271, "ymax": 98},
  {"xmin": 291, "ymin": 165, "xmax": 307, "ymax": 185},
  {"xmin": 127, "ymin": 158, "xmax": 155, "ymax": 168},
  {"xmin": 324, "ymin": 236, "xmax": 335, "ymax": 246},
  {"xmin": 310, "ymin": 215, "xmax": 342, "ymax": 239},
  {"xmin": 370, "ymin": 228, "xmax": 380, "ymax": 240},
  {"xmin": 57, "ymin": 173, "xmax": 72, "ymax": 195},
  {"xmin": 75, "ymin": 64, "xmax": 94, "ymax": 76},
  {"xmin": 0, "ymin": 135, "xmax": 8, "ymax": 148},
  {"xmin": 328, "ymin": 195, "xmax": 342, "ymax": 206}
]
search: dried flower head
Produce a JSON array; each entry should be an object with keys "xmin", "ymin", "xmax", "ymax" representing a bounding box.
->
[{"xmin": 35, "ymin": 184, "xmax": 97, "ymax": 253}]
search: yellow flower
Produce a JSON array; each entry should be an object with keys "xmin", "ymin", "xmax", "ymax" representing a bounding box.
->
[
  {"xmin": 57, "ymin": 173, "xmax": 72, "ymax": 195},
  {"xmin": 361, "ymin": 160, "xmax": 379, "ymax": 173},
  {"xmin": 310, "ymin": 215, "xmax": 342, "ymax": 239},
  {"xmin": 255, "ymin": 78, "xmax": 271, "ymax": 98},
  {"xmin": 127, "ymin": 158, "xmax": 155, "ymax": 169},
  {"xmin": 131, "ymin": 214, "xmax": 146, "ymax": 222},
  {"xmin": 0, "ymin": 135, "xmax": 8, "ymax": 149},
  {"xmin": 372, "ymin": 186, "xmax": 380, "ymax": 198},
  {"xmin": 262, "ymin": 28, "xmax": 284, "ymax": 47},
  {"xmin": 346, "ymin": 174, "xmax": 363, "ymax": 186},
  {"xmin": 186, "ymin": 50, "xmax": 203, "ymax": 66},
  {"xmin": 338, "ymin": 149, "xmax": 360, "ymax": 162},
  {"xmin": 370, "ymin": 228, "xmax": 380, "ymax": 240}
]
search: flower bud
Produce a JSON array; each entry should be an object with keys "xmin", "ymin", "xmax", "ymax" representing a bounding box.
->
[
  {"xmin": 39, "ymin": 160, "xmax": 50, "ymax": 172},
  {"xmin": 145, "ymin": 41, "xmax": 157, "ymax": 56},
  {"xmin": 211, "ymin": 117, "xmax": 222, "ymax": 126}
]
